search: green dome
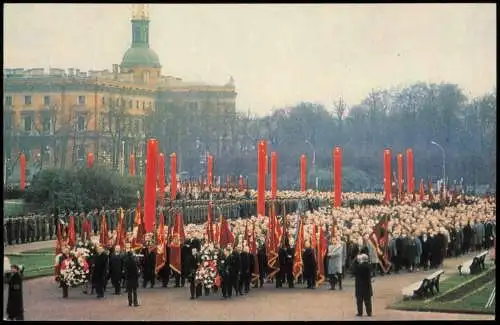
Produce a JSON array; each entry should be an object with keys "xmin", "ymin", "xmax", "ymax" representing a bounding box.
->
[{"xmin": 120, "ymin": 47, "xmax": 161, "ymax": 69}]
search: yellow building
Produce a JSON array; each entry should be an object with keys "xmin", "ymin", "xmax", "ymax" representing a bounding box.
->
[{"xmin": 3, "ymin": 4, "xmax": 237, "ymax": 172}]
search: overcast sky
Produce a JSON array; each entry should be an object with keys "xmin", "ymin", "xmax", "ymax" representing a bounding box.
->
[{"xmin": 4, "ymin": 4, "xmax": 496, "ymax": 115}]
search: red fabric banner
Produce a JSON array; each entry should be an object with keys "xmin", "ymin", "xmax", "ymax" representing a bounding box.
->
[
  {"xmin": 87, "ymin": 152, "xmax": 94, "ymax": 168},
  {"xmin": 257, "ymin": 141, "xmax": 266, "ymax": 216},
  {"xmin": 170, "ymin": 153, "xmax": 177, "ymax": 201},
  {"xmin": 271, "ymin": 152, "xmax": 278, "ymax": 200},
  {"xmin": 158, "ymin": 153, "xmax": 166, "ymax": 204},
  {"xmin": 169, "ymin": 212, "xmax": 185, "ymax": 275},
  {"xmin": 384, "ymin": 149, "xmax": 392, "ymax": 204},
  {"xmin": 334, "ymin": 147, "xmax": 342, "ymax": 208},
  {"xmin": 144, "ymin": 139, "xmax": 158, "ymax": 234},
  {"xmin": 129, "ymin": 153, "xmax": 136, "ymax": 176},
  {"xmin": 19, "ymin": 153, "xmax": 26, "ymax": 191},
  {"xmin": 406, "ymin": 148, "xmax": 414, "ymax": 194},
  {"xmin": 300, "ymin": 154, "xmax": 307, "ymax": 192}
]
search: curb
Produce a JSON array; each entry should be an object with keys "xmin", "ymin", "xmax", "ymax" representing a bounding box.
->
[{"xmin": 387, "ymin": 305, "xmax": 495, "ymax": 316}]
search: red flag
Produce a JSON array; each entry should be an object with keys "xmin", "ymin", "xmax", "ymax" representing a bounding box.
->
[
  {"xmin": 293, "ymin": 218, "xmax": 305, "ymax": 280},
  {"xmin": 219, "ymin": 216, "xmax": 234, "ymax": 249},
  {"xmin": 368, "ymin": 215, "xmax": 391, "ymax": 273},
  {"xmin": 115, "ymin": 209, "xmax": 126, "ymax": 249},
  {"xmin": 206, "ymin": 201, "xmax": 214, "ymax": 243},
  {"xmin": 317, "ymin": 224, "xmax": 327, "ymax": 285},
  {"xmin": 132, "ymin": 197, "xmax": 145, "ymax": 250},
  {"xmin": 55, "ymin": 223, "xmax": 63, "ymax": 255},
  {"xmin": 19, "ymin": 153, "xmax": 26, "ymax": 191},
  {"xmin": 266, "ymin": 208, "xmax": 280, "ymax": 279},
  {"xmin": 311, "ymin": 224, "xmax": 317, "ymax": 251},
  {"xmin": 215, "ymin": 222, "xmax": 220, "ymax": 245},
  {"xmin": 82, "ymin": 217, "xmax": 91, "ymax": 242},
  {"xmin": 155, "ymin": 212, "xmax": 167, "ymax": 274},
  {"xmin": 68, "ymin": 215, "xmax": 76, "ymax": 248},
  {"xmin": 419, "ymin": 179, "xmax": 425, "ymax": 201},
  {"xmin": 99, "ymin": 214, "xmax": 109, "ymax": 247},
  {"xmin": 250, "ymin": 221, "xmax": 260, "ymax": 282},
  {"xmin": 169, "ymin": 212, "xmax": 185, "ymax": 275}
]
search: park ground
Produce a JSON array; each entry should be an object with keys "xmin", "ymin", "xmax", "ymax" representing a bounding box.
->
[{"xmin": 3, "ymin": 241, "xmax": 495, "ymax": 321}]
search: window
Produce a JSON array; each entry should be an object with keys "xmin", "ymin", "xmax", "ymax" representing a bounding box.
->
[
  {"xmin": 43, "ymin": 96, "xmax": 51, "ymax": 105},
  {"xmin": 23, "ymin": 115, "xmax": 33, "ymax": 132},
  {"xmin": 42, "ymin": 114, "xmax": 52, "ymax": 132},
  {"xmin": 77, "ymin": 95, "xmax": 85, "ymax": 105},
  {"xmin": 136, "ymin": 100, "xmax": 139, "ymax": 109},
  {"xmin": 77, "ymin": 114, "xmax": 86, "ymax": 131},
  {"xmin": 134, "ymin": 119, "xmax": 140, "ymax": 134},
  {"xmin": 24, "ymin": 95, "xmax": 32, "ymax": 105},
  {"xmin": 5, "ymin": 96, "xmax": 12, "ymax": 106},
  {"xmin": 99, "ymin": 113, "xmax": 108, "ymax": 131},
  {"xmin": 142, "ymin": 101, "xmax": 146, "ymax": 110},
  {"xmin": 77, "ymin": 144, "xmax": 85, "ymax": 160},
  {"xmin": 102, "ymin": 97, "xmax": 105, "ymax": 105}
]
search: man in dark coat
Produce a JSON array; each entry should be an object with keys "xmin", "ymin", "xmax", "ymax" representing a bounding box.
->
[
  {"xmin": 185, "ymin": 247, "xmax": 198, "ymax": 300},
  {"xmin": 302, "ymin": 241, "xmax": 317, "ymax": 289},
  {"xmin": 463, "ymin": 221, "xmax": 473, "ymax": 254},
  {"xmin": 219, "ymin": 247, "xmax": 233, "ymax": 299},
  {"xmin": 109, "ymin": 245, "xmax": 125, "ymax": 295},
  {"xmin": 276, "ymin": 245, "xmax": 286, "ymax": 288},
  {"xmin": 419, "ymin": 232, "xmax": 430, "ymax": 270},
  {"xmin": 125, "ymin": 251, "xmax": 139, "ymax": 307},
  {"xmin": 141, "ymin": 244, "xmax": 156, "ymax": 288},
  {"xmin": 239, "ymin": 245, "xmax": 252, "ymax": 294},
  {"xmin": 284, "ymin": 241, "xmax": 295, "ymax": 288},
  {"xmin": 158, "ymin": 246, "xmax": 171, "ymax": 288},
  {"xmin": 353, "ymin": 254, "xmax": 373, "ymax": 317},
  {"xmin": 256, "ymin": 244, "xmax": 267, "ymax": 288},
  {"xmin": 7, "ymin": 264, "xmax": 24, "ymax": 320},
  {"xmin": 177, "ymin": 241, "xmax": 191, "ymax": 288},
  {"xmin": 230, "ymin": 245, "xmax": 242, "ymax": 296},
  {"xmin": 93, "ymin": 246, "xmax": 108, "ymax": 299}
]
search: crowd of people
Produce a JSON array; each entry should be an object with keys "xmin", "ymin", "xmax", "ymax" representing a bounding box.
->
[
  {"xmin": 48, "ymin": 191, "xmax": 495, "ymax": 303},
  {"xmin": 4, "ymin": 189, "xmax": 496, "ymax": 320}
]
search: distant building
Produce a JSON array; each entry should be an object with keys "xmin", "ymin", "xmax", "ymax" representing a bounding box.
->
[{"xmin": 3, "ymin": 4, "xmax": 236, "ymax": 171}]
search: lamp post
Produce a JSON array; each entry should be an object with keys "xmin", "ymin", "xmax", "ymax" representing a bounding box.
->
[
  {"xmin": 431, "ymin": 141, "xmax": 446, "ymax": 197},
  {"xmin": 305, "ymin": 140, "xmax": 317, "ymax": 190},
  {"xmin": 121, "ymin": 140, "xmax": 125, "ymax": 176}
]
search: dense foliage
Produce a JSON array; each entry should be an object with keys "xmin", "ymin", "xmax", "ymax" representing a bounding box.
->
[
  {"xmin": 147, "ymin": 82, "xmax": 496, "ymax": 190},
  {"xmin": 24, "ymin": 167, "xmax": 144, "ymax": 212}
]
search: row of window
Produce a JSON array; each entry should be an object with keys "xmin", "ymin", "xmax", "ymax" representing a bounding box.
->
[
  {"xmin": 4, "ymin": 95, "xmax": 86, "ymax": 106},
  {"xmin": 9, "ymin": 113, "xmax": 145, "ymax": 134},
  {"xmin": 5, "ymin": 95, "xmax": 206, "ymax": 111},
  {"xmin": 4, "ymin": 95, "xmax": 154, "ymax": 109}
]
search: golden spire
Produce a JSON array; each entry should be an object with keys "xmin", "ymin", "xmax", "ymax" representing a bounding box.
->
[{"xmin": 132, "ymin": 4, "xmax": 149, "ymax": 20}]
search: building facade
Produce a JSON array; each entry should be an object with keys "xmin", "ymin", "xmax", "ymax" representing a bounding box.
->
[{"xmin": 3, "ymin": 4, "xmax": 237, "ymax": 174}]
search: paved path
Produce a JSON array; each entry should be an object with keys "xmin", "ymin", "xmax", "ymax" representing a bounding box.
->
[
  {"xmin": 3, "ymin": 250, "xmax": 495, "ymax": 321},
  {"xmin": 4, "ymin": 240, "xmax": 56, "ymax": 254}
]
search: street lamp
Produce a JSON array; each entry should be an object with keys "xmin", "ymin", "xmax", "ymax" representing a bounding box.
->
[
  {"xmin": 305, "ymin": 140, "xmax": 317, "ymax": 190},
  {"xmin": 121, "ymin": 140, "xmax": 125, "ymax": 176},
  {"xmin": 431, "ymin": 140, "xmax": 446, "ymax": 196}
]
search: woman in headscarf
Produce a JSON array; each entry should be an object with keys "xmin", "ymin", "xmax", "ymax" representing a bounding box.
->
[{"xmin": 7, "ymin": 264, "xmax": 24, "ymax": 320}]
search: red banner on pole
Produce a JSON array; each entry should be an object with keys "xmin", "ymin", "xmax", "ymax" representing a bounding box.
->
[
  {"xmin": 300, "ymin": 154, "xmax": 307, "ymax": 192},
  {"xmin": 87, "ymin": 152, "xmax": 94, "ymax": 169},
  {"xmin": 129, "ymin": 153, "xmax": 136, "ymax": 176},
  {"xmin": 271, "ymin": 152, "xmax": 277, "ymax": 200},
  {"xmin": 170, "ymin": 153, "xmax": 177, "ymax": 201},
  {"xmin": 207, "ymin": 154, "xmax": 213, "ymax": 189},
  {"xmin": 397, "ymin": 153, "xmax": 403, "ymax": 198},
  {"xmin": 19, "ymin": 153, "xmax": 26, "ymax": 191},
  {"xmin": 406, "ymin": 148, "xmax": 414, "ymax": 194},
  {"xmin": 158, "ymin": 153, "xmax": 165, "ymax": 203},
  {"xmin": 334, "ymin": 147, "xmax": 343, "ymax": 208},
  {"xmin": 257, "ymin": 140, "xmax": 266, "ymax": 216},
  {"xmin": 384, "ymin": 149, "xmax": 392, "ymax": 204},
  {"xmin": 144, "ymin": 139, "xmax": 158, "ymax": 233}
]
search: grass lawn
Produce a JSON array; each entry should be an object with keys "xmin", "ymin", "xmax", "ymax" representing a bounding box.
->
[
  {"xmin": 6, "ymin": 248, "xmax": 55, "ymax": 279},
  {"xmin": 390, "ymin": 267, "xmax": 496, "ymax": 315}
]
